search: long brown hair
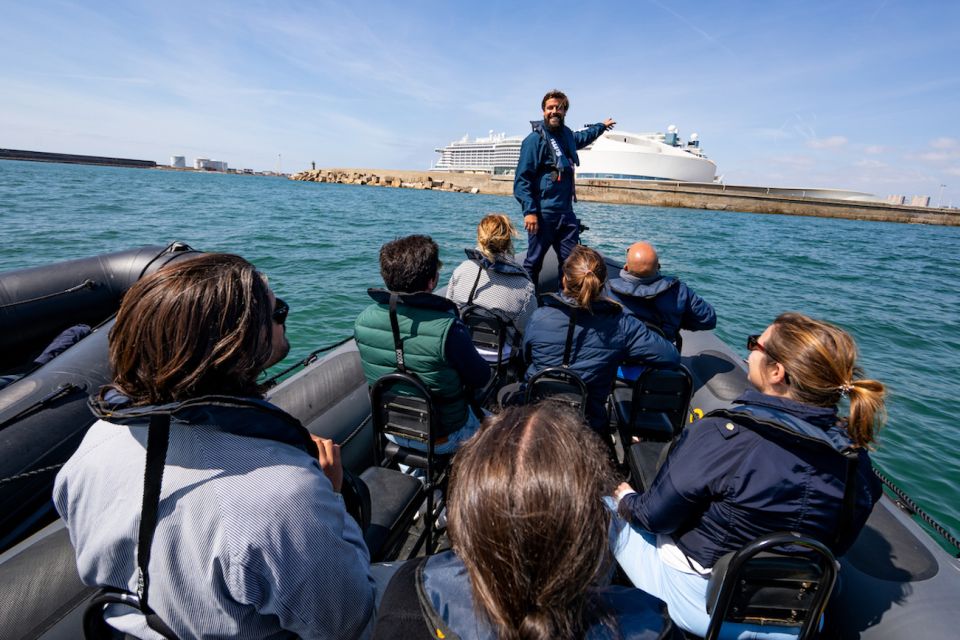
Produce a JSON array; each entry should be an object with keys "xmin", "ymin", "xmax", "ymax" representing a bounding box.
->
[
  {"xmin": 765, "ymin": 312, "xmax": 886, "ymax": 448},
  {"xmin": 446, "ymin": 404, "xmax": 617, "ymax": 640},
  {"xmin": 108, "ymin": 253, "xmax": 275, "ymax": 405},
  {"xmin": 476, "ymin": 213, "xmax": 517, "ymax": 260},
  {"xmin": 562, "ymin": 245, "xmax": 608, "ymax": 311}
]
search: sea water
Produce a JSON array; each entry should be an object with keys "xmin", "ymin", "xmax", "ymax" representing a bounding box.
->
[{"xmin": 2, "ymin": 159, "xmax": 958, "ymax": 544}]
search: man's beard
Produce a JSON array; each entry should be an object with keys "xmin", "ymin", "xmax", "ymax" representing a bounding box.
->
[{"xmin": 546, "ymin": 114, "xmax": 564, "ymax": 130}]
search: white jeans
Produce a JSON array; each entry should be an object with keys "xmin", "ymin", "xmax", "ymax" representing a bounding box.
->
[{"xmin": 608, "ymin": 503, "xmax": 802, "ymax": 640}]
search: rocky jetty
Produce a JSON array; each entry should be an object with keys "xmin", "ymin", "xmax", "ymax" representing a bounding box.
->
[{"xmin": 290, "ymin": 169, "xmax": 480, "ymax": 194}]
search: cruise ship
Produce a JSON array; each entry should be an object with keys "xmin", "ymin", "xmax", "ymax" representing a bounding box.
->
[{"xmin": 432, "ymin": 125, "xmax": 717, "ymax": 183}]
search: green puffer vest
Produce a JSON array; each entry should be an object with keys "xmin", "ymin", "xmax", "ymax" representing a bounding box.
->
[{"xmin": 355, "ymin": 296, "xmax": 467, "ymax": 434}]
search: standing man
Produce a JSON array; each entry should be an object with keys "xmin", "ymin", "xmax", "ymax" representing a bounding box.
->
[{"xmin": 514, "ymin": 89, "xmax": 615, "ymax": 286}]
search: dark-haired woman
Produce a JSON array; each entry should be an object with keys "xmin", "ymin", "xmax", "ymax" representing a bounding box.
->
[
  {"xmin": 373, "ymin": 403, "xmax": 677, "ymax": 640},
  {"xmin": 54, "ymin": 254, "xmax": 375, "ymax": 639},
  {"xmin": 519, "ymin": 245, "xmax": 679, "ymax": 432},
  {"xmin": 611, "ymin": 313, "xmax": 886, "ymax": 639}
]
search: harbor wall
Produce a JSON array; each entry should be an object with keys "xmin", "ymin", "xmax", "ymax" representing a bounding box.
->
[{"xmin": 291, "ymin": 168, "xmax": 960, "ymax": 227}]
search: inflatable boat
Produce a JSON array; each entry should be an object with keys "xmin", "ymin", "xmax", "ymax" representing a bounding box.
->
[{"xmin": 0, "ymin": 244, "xmax": 958, "ymax": 639}]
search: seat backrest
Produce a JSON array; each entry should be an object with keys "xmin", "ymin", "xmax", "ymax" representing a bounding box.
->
[
  {"xmin": 704, "ymin": 532, "xmax": 839, "ymax": 640},
  {"xmin": 628, "ymin": 365, "xmax": 693, "ymax": 437},
  {"xmin": 370, "ymin": 372, "xmax": 438, "ymax": 447},
  {"xmin": 460, "ymin": 304, "xmax": 510, "ymax": 361},
  {"xmin": 525, "ymin": 366, "xmax": 588, "ymax": 418}
]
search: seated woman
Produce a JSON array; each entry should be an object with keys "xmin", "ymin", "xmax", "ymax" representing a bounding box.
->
[
  {"xmin": 518, "ymin": 245, "xmax": 679, "ymax": 433},
  {"xmin": 54, "ymin": 254, "xmax": 375, "ymax": 639},
  {"xmin": 373, "ymin": 403, "xmax": 677, "ymax": 640},
  {"xmin": 446, "ymin": 213, "xmax": 537, "ymax": 361},
  {"xmin": 610, "ymin": 312, "xmax": 886, "ymax": 639}
]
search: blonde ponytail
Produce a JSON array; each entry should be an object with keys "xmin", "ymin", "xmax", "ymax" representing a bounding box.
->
[{"xmin": 562, "ymin": 246, "xmax": 607, "ymax": 312}]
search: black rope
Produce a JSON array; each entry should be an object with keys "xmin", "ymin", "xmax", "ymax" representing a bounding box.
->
[
  {"xmin": 261, "ymin": 336, "xmax": 353, "ymax": 388},
  {"xmin": 875, "ymin": 467, "xmax": 960, "ymax": 557},
  {"xmin": 0, "ymin": 280, "xmax": 96, "ymax": 310}
]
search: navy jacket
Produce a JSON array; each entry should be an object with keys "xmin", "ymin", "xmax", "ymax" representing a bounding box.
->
[
  {"xmin": 514, "ymin": 120, "xmax": 607, "ymax": 218},
  {"xmin": 606, "ymin": 270, "xmax": 715, "ymax": 343},
  {"xmin": 618, "ymin": 390, "xmax": 882, "ymax": 569},
  {"xmin": 412, "ymin": 550, "xmax": 673, "ymax": 640},
  {"xmin": 523, "ymin": 294, "xmax": 680, "ymax": 430}
]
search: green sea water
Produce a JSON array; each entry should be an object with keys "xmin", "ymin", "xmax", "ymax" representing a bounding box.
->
[{"xmin": 2, "ymin": 159, "xmax": 959, "ymax": 545}]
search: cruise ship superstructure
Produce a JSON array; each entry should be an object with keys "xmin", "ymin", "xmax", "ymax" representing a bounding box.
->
[{"xmin": 433, "ymin": 125, "xmax": 717, "ymax": 183}]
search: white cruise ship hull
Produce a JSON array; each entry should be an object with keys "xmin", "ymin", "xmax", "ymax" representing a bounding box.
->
[{"xmin": 576, "ymin": 131, "xmax": 717, "ymax": 183}]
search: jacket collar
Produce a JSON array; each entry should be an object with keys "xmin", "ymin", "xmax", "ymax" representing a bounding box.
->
[
  {"xmin": 541, "ymin": 291, "xmax": 622, "ymax": 315},
  {"xmin": 730, "ymin": 390, "xmax": 852, "ymax": 453},
  {"xmin": 464, "ymin": 248, "xmax": 531, "ymax": 279},
  {"xmin": 608, "ymin": 269, "xmax": 678, "ymax": 298},
  {"xmin": 367, "ymin": 288, "xmax": 459, "ymax": 314},
  {"xmin": 89, "ymin": 391, "xmax": 317, "ymax": 456}
]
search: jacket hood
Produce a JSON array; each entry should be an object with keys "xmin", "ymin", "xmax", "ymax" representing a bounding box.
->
[
  {"xmin": 367, "ymin": 288, "xmax": 460, "ymax": 314},
  {"xmin": 463, "ymin": 248, "xmax": 530, "ymax": 279},
  {"xmin": 88, "ymin": 391, "xmax": 316, "ymax": 456},
  {"xmin": 608, "ymin": 270, "xmax": 678, "ymax": 299},
  {"xmin": 541, "ymin": 292, "xmax": 622, "ymax": 315}
]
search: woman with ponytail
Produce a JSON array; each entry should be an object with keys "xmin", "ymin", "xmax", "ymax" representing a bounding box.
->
[
  {"xmin": 517, "ymin": 245, "xmax": 679, "ymax": 433},
  {"xmin": 372, "ymin": 404, "xmax": 677, "ymax": 640},
  {"xmin": 611, "ymin": 312, "xmax": 886, "ymax": 639}
]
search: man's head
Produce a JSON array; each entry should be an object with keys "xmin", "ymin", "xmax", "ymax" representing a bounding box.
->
[
  {"xmin": 108, "ymin": 253, "xmax": 289, "ymax": 405},
  {"xmin": 541, "ymin": 89, "xmax": 569, "ymax": 131},
  {"xmin": 379, "ymin": 234, "xmax": 441, "ymax": 293},
  {"xmin": 625, "ymin": 241, "xmax": 660, "ymax": 277}
]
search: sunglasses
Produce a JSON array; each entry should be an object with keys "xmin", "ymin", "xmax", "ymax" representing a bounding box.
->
[
  {"xmin": 273, "ymin": 297, "xmax": 290, "ymax": 325},
  {"xmin": 746, "ymin": 334, "xmax": 766, "ymax": 354}
]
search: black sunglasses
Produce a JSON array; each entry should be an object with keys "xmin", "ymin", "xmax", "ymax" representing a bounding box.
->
[
  {"xmin": 746, "ymin": 334, "xmax": 766, "ymax": 354},
  {"xmin": 273, "ymin": 297, "xmax": 290, "ymax": 325}
]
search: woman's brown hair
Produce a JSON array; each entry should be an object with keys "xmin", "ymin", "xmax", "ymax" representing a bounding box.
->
[
  {"xmin": 107, "ymin": 253, "xmax": 275, "ymax": 405},
  {"xmin": 446, "ymin": 404, "xmax": 617, "ymax": 640},
  {"xmin": 476, "ymin": 213, "xmax": 517, "ymax": 260},
  {"xmin": 765, "ymin": 312, "xmax": 886, "ymax": 448},
  {"xmin": 562, "ymin": 245, "xmax": 607, "ymax": 311}
]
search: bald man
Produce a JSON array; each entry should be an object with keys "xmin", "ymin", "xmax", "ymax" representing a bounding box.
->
[{"xmin": 605, "ymin": 242, "xmax": 716, "ymax": 345}]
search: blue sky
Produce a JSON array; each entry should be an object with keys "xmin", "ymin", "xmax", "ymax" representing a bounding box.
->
[{"xmin": 2, "ymin": 1, "xmax": 958, "ymax": 200}]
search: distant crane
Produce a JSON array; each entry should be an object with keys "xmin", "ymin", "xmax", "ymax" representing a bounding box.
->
[{"xmin": 937, "ymin": 184, "xmax": 946, "ymax": 209}]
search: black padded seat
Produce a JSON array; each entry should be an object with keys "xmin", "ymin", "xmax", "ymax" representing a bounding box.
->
[
  {"xmin": 360, "ymin": 466, "xmax": 425, "ymax": 563},
  {"xmin": 612, "ymin": 385, "xmax": 675, "ymax": 442},
  {"xmin": 627, "ymin": 441, "xmax": 672, "ymax": 493}
]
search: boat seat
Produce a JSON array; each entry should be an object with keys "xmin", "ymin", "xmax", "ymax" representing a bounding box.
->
[
  {"xmin": 704, "ymin": 532, "xmax": 838, "ymax": 640},
  {"xmin": 525, "ymin": 366, "xmax": 588, "ymax": 419},
  {"xmin": 359, "ymin": 466, "xmax": 425, "ymax": 563},
  {"xmin": 612, "ymin": 365, "xmax": 692, "ymax": 488}
]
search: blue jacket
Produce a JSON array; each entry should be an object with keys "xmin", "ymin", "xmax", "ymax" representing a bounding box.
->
[
  {"xmin": 618, "ymin": 390, "xmax": 882, "ymax": 569},
  {"xmin": 514, "ymin": 120, "xmax": 608, "ymax": 218},
  {"xmin": 523, "ymin": 294, "xmax": 680, "ymax": 430},
  {"xmin": 416, "ymin": 550, "xmax": 673, "ymax": 640},
  {"xmin": 606, "ymin": 270, "xmax": 716, "ymax": 343}
]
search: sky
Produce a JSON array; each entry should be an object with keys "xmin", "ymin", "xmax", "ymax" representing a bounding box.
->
[{"xmin": 1, "ymin": 0, "xmax": 958, "ymax": 201}]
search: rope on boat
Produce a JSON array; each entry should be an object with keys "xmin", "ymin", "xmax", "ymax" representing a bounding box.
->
[
  {"xmin": 0, "ymin": 279, "xmax": 96, "ymax": 310},
  {"xmin": 875, "ymin": 468, "xmax": 960, "ymax": 558},
  {"xmin": 261, "ymin": 336, "xmax": 354, "ymax": 388},
  {"xmin": 0, "ymin": 463, "xmax": 65, "ymax": 486}
]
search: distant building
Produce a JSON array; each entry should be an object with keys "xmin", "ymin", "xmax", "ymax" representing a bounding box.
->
[
  {"xmin": 194, "ymin": 158, "xmax": 228, "ymax": 172},
  {"xmin": 171, "ymin": 155, "xmax": 186, "ymax": 168},
  {"xmin": 886, "ymin": 195, "xmax": 906, "ymax": 205},
  {"xmin": 910, "ymin": 195, "xmax": 931, "ymax": 207}
]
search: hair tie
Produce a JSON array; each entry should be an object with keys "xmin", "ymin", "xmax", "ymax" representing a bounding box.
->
[{"xmin": 838, "ymin": 382, "xmax": 854, "ymax": 397}]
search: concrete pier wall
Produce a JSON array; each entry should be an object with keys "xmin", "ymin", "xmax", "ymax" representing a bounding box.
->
[{"xmin": 290, "ymin": 168, "xmax": 960, "ymax": 227}]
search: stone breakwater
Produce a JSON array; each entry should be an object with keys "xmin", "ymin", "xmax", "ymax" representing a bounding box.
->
[
  {"xmin": 290, "ymin": 168, "xmax": 482, "ymax": 194},
  {"xmin": 291, "ymin": 168, "xmax": 960, "ymax": 227}
]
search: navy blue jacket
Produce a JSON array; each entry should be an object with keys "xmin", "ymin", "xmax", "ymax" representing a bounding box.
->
[
  {"xmin": 514, "ymin": 120, "xmax": 607, "ymax": 218},
  {"xmin": 606, "ymin": 271, "xmax": 715, "ymax": 343},
  {"xmin": 523, "ymin": 294, "xmax": 680, "ymax": 430},
  {"xmin": 416, "ymin": 550, "xmax": 673, "ymax": 640},
  {"xmin": 618, "ymin": 390, "xmax": 882, "ymax": 569}
]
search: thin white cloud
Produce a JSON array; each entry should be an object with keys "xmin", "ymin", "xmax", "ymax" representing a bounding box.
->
[
  {"xmin": 864, "ymin": 145, "xmax": 887, "ymax": 154},
  {"xmin": 855, "ymin": 159, "xmax": 887, "ymax": 168},
  {"xmin": 807, "ymin": 136, "xmax": 848, "ymax": 149},
  {"xmin": 931, "ymin": 137, "xmax": 958, "ymax": 149},
  {"xmin": 945, "ymin": 167, "xmax": 960, "ymax": 177}
]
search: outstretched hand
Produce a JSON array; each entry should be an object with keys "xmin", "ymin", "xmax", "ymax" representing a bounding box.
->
[
  {"xmin": 312, "ymin": 434, "xmax": 343, "ymax": 493},
  {"xmin": 603, "ymin": 118, "xmax": 616, "ymax": 130}
]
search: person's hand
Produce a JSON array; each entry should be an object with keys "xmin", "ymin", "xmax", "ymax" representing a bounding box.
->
[
  {"xmin": 615, "ymin": 481, "xmax": 635, "ymax": 503},
  {"xmin": 312, "ymin": 435, "xmax": 343, "ymax": 493},
  {"xmin": 524, "ymin": 214, "xmax": 539, "ymax": 234},
  {"xmin": 603, "ymin": 118, "xmax": 616, "ymax": 130}
]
